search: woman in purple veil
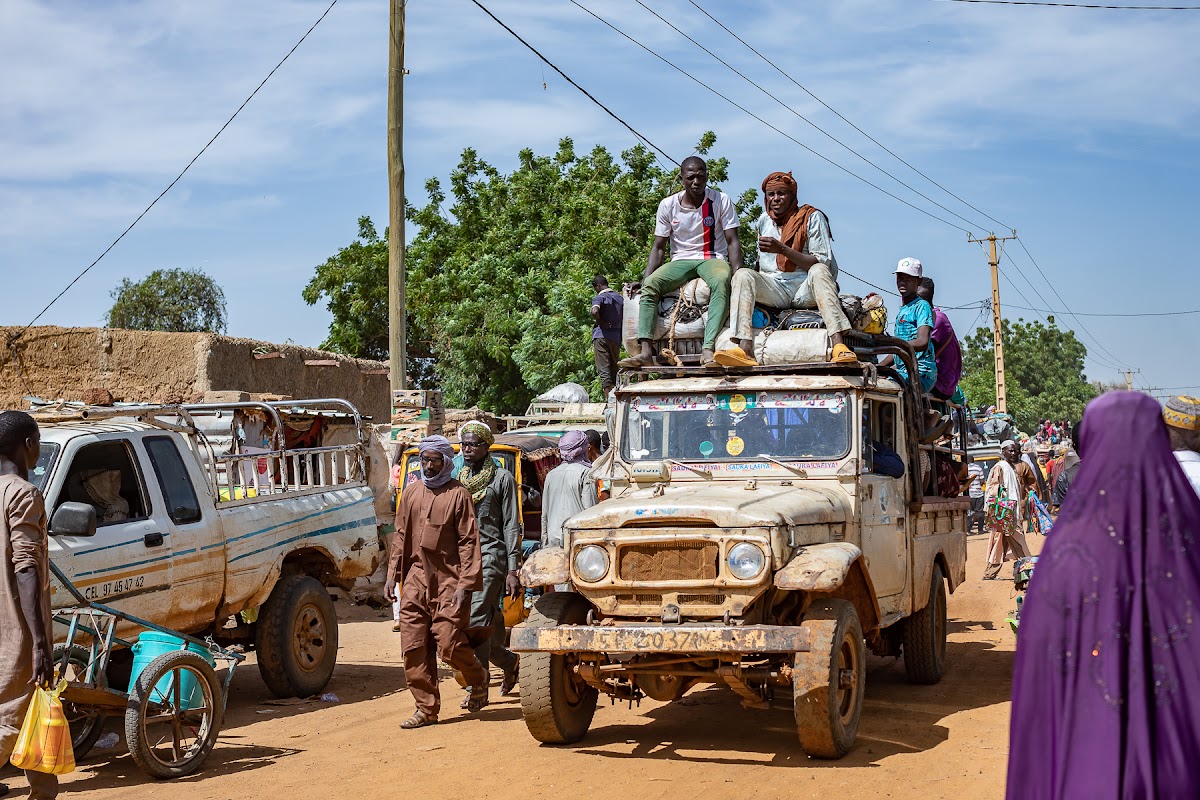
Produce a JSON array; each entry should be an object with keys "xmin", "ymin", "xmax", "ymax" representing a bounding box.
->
[{"xmin": 1007, "ymin": 392, "xmax": 1200, "ymax": 798}]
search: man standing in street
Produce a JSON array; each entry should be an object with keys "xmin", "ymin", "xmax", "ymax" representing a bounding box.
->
[
  {"xmin": 966, "ymin": 459, "xmax": 985, "ymax": 534},
  {"xmin": 714, "ymin": 170, "xmax": 856, "ymax": 368},
  {"xmin": 982, "ymin": 440, "xmax": 1036, "ymax": 580},
  {"xmin": 541, "ymin": 431, "xmax": 600, "ymax": 551},
  {"xmin": 456, "ymin": 422, "xmax": 522, "ymax": 698},
  {"xmin": 385, "ymin": 435, "xmax": 489, "ymax": 729},
  {"xmin": 619, "ymin": 156, "xmax": 742, "ymax": 370},
  {"xmin": 0, "ymin": 411, "xmax": 59, "ymax": 800},
  {"xmin": 590, "ymin": 276, "xmax": 623, "ymax": 397},
  {"xmin": 1164, "ymin": 395, "xmax": 1200, "ymax": 497}
]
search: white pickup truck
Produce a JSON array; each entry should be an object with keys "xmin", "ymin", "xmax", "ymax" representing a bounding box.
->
[{"xmin": 31, "ymin": 400, "xmax": 382, "ymax": 698}]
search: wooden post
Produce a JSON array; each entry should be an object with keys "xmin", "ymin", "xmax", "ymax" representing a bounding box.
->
[
  {"xmin": 969, "ymin": 232, "xmax": 1017, "ymax": 414},
  {"xmin": 388, "ymin": 0, "xmax": 408, "ymax": 392}
]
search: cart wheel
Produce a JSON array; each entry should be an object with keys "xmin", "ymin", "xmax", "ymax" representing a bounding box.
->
[
  {"xmin": 53, "ymin": 644, "xmax": 108, "ymax": 761},
  {"xmin": 125, "ymin": 650, "xmax": 223, "ymax": 779}
]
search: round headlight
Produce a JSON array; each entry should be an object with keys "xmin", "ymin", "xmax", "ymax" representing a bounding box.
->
[
  {"xmin": 574, "ymin": 545, "xmax": 610, "ymax": 583},
  {"xmin": 727, "ymin": 542, "xmax": 766, "ymax": 581}
]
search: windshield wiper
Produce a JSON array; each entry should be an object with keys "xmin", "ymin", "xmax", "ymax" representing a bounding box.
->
[
  {"xmin": 757, "ymin": 454, "xmax": 809, "ymax": 477},
  {"xmin": 663, "ymin": 459, "xmax": 713, "ymax": 480}
]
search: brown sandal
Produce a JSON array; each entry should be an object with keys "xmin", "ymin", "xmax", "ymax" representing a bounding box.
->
[
  {"xmin": 400, "ymin": 709, "xmax": 438, "ymax": 729},
  {"xmin": 464, "ymin": 682, "xmax": 490, "ymax": 712}
]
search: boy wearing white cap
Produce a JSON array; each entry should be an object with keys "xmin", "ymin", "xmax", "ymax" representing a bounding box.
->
[{"xmin": 879, "ymin": 257, "xmax": 938, "ymax": 392}]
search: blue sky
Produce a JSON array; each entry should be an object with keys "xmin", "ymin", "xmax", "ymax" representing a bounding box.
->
[{"xmin": 3, "ymin": 0, "xmax": 1197, "ymax": 397}]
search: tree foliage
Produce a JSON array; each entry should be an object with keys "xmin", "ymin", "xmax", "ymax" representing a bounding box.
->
[
  {"xmin": 106, "ymin": 267, "xmax": 227, "ymax": 333},
  {"xmin": 307, "ymin": 133, "xmax": 757, "ymax": 413},
  {"xmin": 959, "ymin": 315, "xmax": 1098, "ymax": 432}
]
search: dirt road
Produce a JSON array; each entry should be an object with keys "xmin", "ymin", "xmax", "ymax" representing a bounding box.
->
[{"xmin": 25, "ymin": 536, "xmax": 1023, "ymax": 799}]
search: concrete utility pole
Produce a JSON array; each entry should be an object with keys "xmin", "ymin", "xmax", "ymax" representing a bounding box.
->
[
  {"xmin": 1124, "ymin": 369, "xmax": 1140, "ymax": 391},
  {"xmin": 387, "ymin": 0, "xmax": 408, "ymax": 391},
  {"xmin": 968, "ymin": 232, "xmax": 1018, "ymax": 414}
]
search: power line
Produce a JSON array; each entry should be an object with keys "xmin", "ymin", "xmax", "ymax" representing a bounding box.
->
[
  {"xmin": 684, "ymin": 0, "xmax": 1012, "ymax": 232},
  {"xmin": 468, "ymin": 0, "xmax": 677, "ymax": 166},
  {"xmin": 942, "ymin": 0, "xmax": 1200, "ymax": 8},
  {"xmin": 9, "ymin": 0, "xmax": 342, "ymax": 345},
  {"xmin": 1004, "ymin": 302, "xmax": 1200, "ymax": 318},
  {"xmin": 630, "ymin": 0, "xmax": 994, "ymax": 233},
  {"xmin": 1011, "ymin": 236, "xmax": 1132, "ymax": 369},
  {"xmin": 568, "ymin": 0, "xmax": 974, "ymax": 233}
]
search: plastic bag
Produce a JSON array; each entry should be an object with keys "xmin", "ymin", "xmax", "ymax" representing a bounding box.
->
[{"xmin": 9, "ymin": 681, "xmax": 76, "ymax": 775}]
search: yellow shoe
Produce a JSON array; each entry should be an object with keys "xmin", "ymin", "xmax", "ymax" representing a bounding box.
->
[
  {"xmin": 713, "ymin": 346, "xmax": 757, "ymax": 367},
  {"xmin": 831, "ymin": 343, "xmax": 858, "ymax": 364}
]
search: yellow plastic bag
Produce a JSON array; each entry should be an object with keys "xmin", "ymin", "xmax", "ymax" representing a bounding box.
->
[{"xmin": 9, "ymin": 681, "xmax": 75, "ymax": 775}]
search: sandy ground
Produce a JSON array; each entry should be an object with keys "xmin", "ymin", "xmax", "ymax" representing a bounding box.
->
[{"xmin": 13, "ymin": 535, "xmax": 1030, "ymax": 800}]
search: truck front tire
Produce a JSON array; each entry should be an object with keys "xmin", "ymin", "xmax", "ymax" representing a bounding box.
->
[
  {"xmin": 255, "ymin": 574, "xmax": 339, "ymax": 698},
  {"xmin": 518, "ymin": 593, "xmax": 599, "ymax": 744},
  {"xmin": 903, "ymin": 563, "xmax": 948, "ymax": 685},
  {"xmin": 793, "ymin": 599, "xmax": 865, "ymax": 759}
]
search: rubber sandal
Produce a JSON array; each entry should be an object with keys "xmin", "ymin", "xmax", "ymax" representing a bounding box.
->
[
  {"xmin": 400, "ymin": 709, "xmax": 438, "ymax": 729},
  {"xmin": 830, "ymin": 343, "xmax": 858, "ymax": 364},
  {"xmin": 713, "ymin": 347, "xmax": 757, "ymax": 368},
  {"xmin": 500, "ymin": 659, "xmax": 520, "ymax": 696}
]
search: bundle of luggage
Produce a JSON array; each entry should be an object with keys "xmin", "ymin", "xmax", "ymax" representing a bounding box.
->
[{"xmin": 620, "ymin": 279, "xmax": 887, "ymax": 366}]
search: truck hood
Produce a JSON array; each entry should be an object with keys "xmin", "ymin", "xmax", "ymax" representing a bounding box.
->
[{"xmin": 572, "ymin": 480, "xmax": 849, "ymax": 530}]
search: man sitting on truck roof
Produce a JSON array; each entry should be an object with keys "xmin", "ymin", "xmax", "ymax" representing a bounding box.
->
[
  {"xmin": 714, "ymin": 171, "xmax": 857, "ymax": 368},
  {"xmin": 618, "ymin": 156, "xmax": 742, "ymax": 370}
]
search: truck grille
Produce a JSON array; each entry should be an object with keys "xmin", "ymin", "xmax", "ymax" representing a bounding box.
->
[{"xmin": 617, "ymin": 542, "xmax": 719, "ymax": 582}]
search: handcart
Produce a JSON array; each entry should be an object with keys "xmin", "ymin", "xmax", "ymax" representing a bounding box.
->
[{"xmin": 48, "ymin": 561, "xmax": 244, "ymax": 779}]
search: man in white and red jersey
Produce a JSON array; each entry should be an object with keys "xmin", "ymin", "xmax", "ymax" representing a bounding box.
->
[{"xmin": 619, "ymin": 156, "xmax": 742, "ymax": 369}]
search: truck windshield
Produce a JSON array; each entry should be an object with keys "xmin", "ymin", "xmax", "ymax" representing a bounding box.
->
[
  {"xmin": 621, "ymin": 391, "xmax": 850, "ymax": 462},
  {"xmin": 30, "ymin": 444, "xmax": 58, "ymax": 492}
]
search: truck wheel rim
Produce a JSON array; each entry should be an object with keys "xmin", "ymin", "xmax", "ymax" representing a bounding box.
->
[
  {"xmin": 293, "ymin": 604, "xmax": 328, "ymax": 672},
  {"xmin": 836, "ymin": 635, "xmax": 860, "ymax": 724}
]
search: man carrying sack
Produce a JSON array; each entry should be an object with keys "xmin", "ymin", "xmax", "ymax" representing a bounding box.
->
[{"xmin": 0, "ymin": 411, "xmax": 59, "ymax": 799}]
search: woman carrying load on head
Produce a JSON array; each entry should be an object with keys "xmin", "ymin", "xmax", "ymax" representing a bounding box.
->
[{"xmin": 1006, "ymin": 392, "xmax": 1200, "ymax": 799}]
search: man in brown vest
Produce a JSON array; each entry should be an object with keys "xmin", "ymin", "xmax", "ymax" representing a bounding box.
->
[
  {"xmin": 714, "ymin": 171, "xmax": 857, "ymax": 367},
  {"xmin": 384, "ymin": 435, "xmax": 489, "ymax": 729}
]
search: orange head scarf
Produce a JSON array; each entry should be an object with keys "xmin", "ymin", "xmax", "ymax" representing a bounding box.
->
[{"xmin": 761, "ymin": 171, "xmax": 821, "ymax": 272}]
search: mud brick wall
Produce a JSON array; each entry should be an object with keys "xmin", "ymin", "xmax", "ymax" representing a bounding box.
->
[{"xmin": 0, "ymin": 326, "xmax": 390, "ymax": 422}]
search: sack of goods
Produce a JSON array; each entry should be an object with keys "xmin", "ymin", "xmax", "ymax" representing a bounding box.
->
[
  {"xmin": 714, "ymin": 327, "xmax": 828, "ymax": 366},
  {"xmin": 622, "ymin": 279, "xmax": 712, "ymax": 353}
]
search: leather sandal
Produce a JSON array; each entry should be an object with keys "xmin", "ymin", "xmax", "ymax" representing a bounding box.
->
[
  {"xmin": 500, "ymin": 659, "xmax": 520, "ymax": 696},
  {"xmin": 400, "ymin": 709, "xmax": 438, "ymax": 729},
  {"xmin": 465, "ymin": 682, "xmax": 490, "ymax": 712}
]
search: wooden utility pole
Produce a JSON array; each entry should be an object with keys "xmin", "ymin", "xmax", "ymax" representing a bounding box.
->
[
  {"xmin": 387, "ymin": 0, "xmax": 408, "ymax": 391},
  {"xmin": 968, "ymin": 232, "xmax": 1017, "ymax": 413}
]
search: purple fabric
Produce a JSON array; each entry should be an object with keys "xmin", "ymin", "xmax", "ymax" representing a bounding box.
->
[
  {"xmin": 1007, "ymin": 392, "xmax": 1200, "ymax": 799},
  {"xmin": 558, "ymin": 430, "xmax": 592, "ymax": 466},
  {"xmin": 417, "ymin": 435, "xmax": 457, "ymax": 489},
  {"xmin": 930, "ymin": 307, "xmax": 962, "ymax": 397}
]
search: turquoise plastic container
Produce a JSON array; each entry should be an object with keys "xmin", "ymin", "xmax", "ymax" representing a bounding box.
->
[{"xmin": 130, "ymin": 631, "xmax": 216, "ymax": 711}]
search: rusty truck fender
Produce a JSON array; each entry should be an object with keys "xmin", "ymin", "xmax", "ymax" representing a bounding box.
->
[{"xmin": 520, "ymin": 546, "xmax": 568, "ymax": 587}]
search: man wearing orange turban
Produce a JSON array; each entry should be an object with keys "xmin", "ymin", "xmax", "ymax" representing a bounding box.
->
[{"xmin": 713, "ymin": 171, "xmax": 856, "ymax": 367}]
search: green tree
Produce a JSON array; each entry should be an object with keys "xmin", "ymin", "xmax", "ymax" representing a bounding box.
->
[
  {"xmin": 307, "ymin": 133, "xmax": 757, "ymax": 413},
  {"xmin": 959, "ymin": 315, "xmax": 1098, "ymax": 432},
  {"xmin": 106, "ymin": 267, "xmax": 227, "ymax": 333}
]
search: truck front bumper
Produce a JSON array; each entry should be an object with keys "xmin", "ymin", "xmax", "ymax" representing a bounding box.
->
[{"xmin": 509, "ymin": 623, "xmax": 810, "ymax": 655}]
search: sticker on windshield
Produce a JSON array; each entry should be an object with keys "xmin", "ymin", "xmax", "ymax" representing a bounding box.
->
[
  {"xmin": 728, "ymin": 393, "xmax": 747, "ymax": 413},
  {"xmin": 698, "ymin": 441, "xmax": 714, "ymax": 457},
  {"xmin": 726, "ymin": 436, "xmax": 745, "ymax": 456}
]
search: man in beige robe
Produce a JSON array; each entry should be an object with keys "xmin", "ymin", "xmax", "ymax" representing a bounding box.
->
[
  {"xmin": 0, "ymin": 411, "xmax": 58, "ymax": 799},
  {"xmin": 982, "ymin": 439, "xmax": 1036, "ymax": 580}
]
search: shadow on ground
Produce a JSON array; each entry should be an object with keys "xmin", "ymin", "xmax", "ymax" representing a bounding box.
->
[{"xmin": 566, "ymin": 636, "xmax": 1013, "ymax": 769}]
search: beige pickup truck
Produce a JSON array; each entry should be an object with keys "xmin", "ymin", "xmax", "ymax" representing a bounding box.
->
[{"xmin": 512, "ymin": 341, "xmax": 968, "ymax": 758}]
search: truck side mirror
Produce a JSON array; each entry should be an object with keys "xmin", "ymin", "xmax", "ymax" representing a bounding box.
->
[{"xmin": 50, "ymin": 502, "xmax": 98, "ymax": 538}]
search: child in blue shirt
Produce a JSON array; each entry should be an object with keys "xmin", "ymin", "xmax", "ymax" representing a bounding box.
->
[{"xmin": 881, "ymin": 257, "xmax": 938, "ymax": 392}]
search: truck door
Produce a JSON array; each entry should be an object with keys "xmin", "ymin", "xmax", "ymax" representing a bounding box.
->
[
  {"xmin": 859, "ymin": 399, "xmax": 908, "ymax": 598},
  {"xmin": 47, "ymin": 435, "xmax": 173, "ymax": 621},
  {"xmin": 141, "ymin": 434, "xmax": 226, "ymax": 632}
]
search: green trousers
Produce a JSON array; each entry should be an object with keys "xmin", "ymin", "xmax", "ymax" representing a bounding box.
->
[{"xmin": 638, "ymin": 258, "xmax": 732, "ymax": 350}]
